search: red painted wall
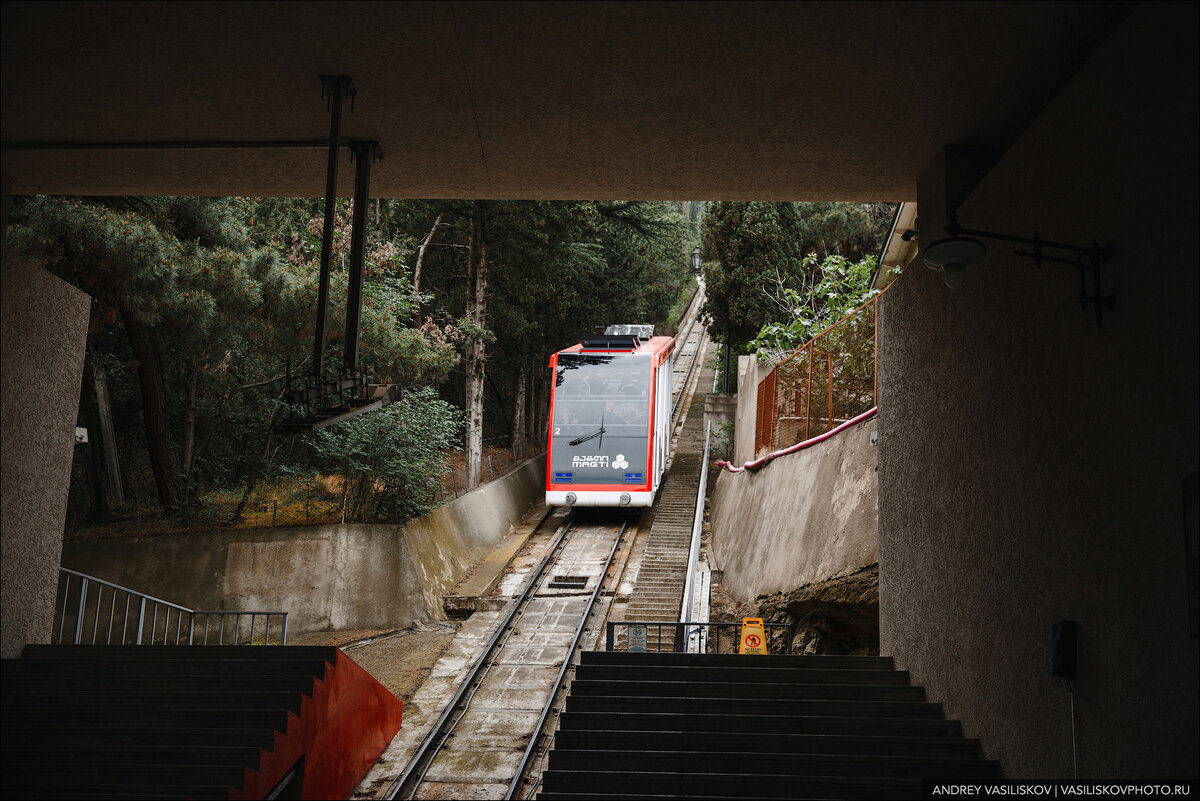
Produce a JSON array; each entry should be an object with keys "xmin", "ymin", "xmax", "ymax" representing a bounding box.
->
[{"xmin": 231, "ymin": 650, "xmax": 403, "ymax": 800}]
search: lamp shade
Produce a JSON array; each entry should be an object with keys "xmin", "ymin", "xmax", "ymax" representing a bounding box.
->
[{"xmin": 923, "ymin": 236, "xmax": 987, "ymax": 270}]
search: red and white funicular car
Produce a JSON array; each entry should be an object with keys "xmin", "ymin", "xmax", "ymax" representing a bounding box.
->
[{"xmin": 546, "ymin": 327, "xmax": 674, "ymax": 507}]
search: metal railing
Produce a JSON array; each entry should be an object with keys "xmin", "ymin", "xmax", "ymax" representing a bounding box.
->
[
  {"xmin": 678, "ymin": 422, "xmax": 710, "ymax": 626},
  {"xmin": 754, "ymin": 290, "xmax": 883, "ymax": 456},
  {"xmin": 54, "ymin": 567, "xmax": 288, "ymax": 646},
  {"xmin": 606, "ymin": 620, "xmax": 796, "ymax": 654}
]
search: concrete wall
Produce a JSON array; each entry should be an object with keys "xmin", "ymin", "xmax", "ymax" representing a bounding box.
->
[
  {"xmin": 703, "ymin": 393, "xmax": 737, "ymax": 461},
  {"xmin": 710, "ymin": 416, "xmax": 878, "ymax": 602},
  {"xmin": 879, "ymin": 3, "xmax": 1199, "ymax": 779},
  {"xmin": 61, "ymin": 456, "xmax": 547, "ymax": 634},
  {"xmin": 733, "ymin": 354, "xmax": 762, "ymax": 466},
  {"xmin": 1, "ymin": 178, "xmax": 92, "ymax": 657}
]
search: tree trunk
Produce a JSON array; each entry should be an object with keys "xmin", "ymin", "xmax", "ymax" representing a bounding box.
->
[
  {"xmin": 92, "ymin": 359, "xmax": 126, "ymax": 508},
  {"xmin": 538, "ymin": 366, "xmax": 551, "ymax": 440},
  {"xmin": 464, "ymin": 201, "xmax": 489, "ymax": 489},
  {"xmin": 512, "ymin": 359, "xmax": 527, "ymax": 456},
  {"xmin": 413, "ymin": 211, "xmax": 445, "ymax": 325},
  {"xmin": 79, "ymin": 355, "xmax": 110, "ymax": 522},
  {"xmin": 180, "ymin": 360, "xmax": 201, "ymax": 521},
  {"xmin": 120, "ymin": 302, "xmax": 185, "ymax": 513}
]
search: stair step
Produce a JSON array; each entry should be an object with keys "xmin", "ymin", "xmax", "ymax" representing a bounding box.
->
[
  {"xmin": 1, "ymin": 657, "xmax": 330, "ymax": 678},
  {"xmin": 558, "ymin": 711, "xmax": 962, "ymax": 737},
  {"xmin": 1, "ymin": 742, "xmax": 264, "ymax": 768},
  {"xmin": 541, "ymin": 770, "xmax": 923, "ymax": 799},
  {"xmin": 0, "ymin": 725, "xmax": 277, "ymax": 750},
  {"xmin": 564, "ymin": 695, "xmax": 944, "ymax": 719},
  {"xmin": 580, "ymin": 652, "xmax": 895, "ymax": 670},
  {"xmin": 546, "ymin": 750, "xmax": 1002, "ymax": 781},
  {"xmin": 2, "ymin": 689, "xmax": 305, "ymax": 714},
  {"xmin": 1, "ymin": 672, "xmax": 318, "ymax": 694},
  {"xmin": 569, "ymin": 679, "xmax": 925, "ymax": 702},
  {"xmin": 0, "ymin": 762, "xmax": 245, "ymax": 789},
  {"xmin": 20, "ymin": 644, "xmax": 334, "ymax": 662},
  {"xmin": 577, "ymin": 665, "xmax": 911, "ymax": 685},
  {"xmin": 550, "ymin": 729, "xmax": 986, "ymax": 759},
  {"xmin": 0, "ymin": 781, "xmax": 233, "ymax": 800},
  {"xmin": 1, "ymin": 705, "xmax": 291, "ymax": 730}
]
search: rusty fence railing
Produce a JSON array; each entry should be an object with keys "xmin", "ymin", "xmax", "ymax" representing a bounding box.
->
[{"xmin": 754, "ymin": 292, "xmax": 881, "ymax": 456}]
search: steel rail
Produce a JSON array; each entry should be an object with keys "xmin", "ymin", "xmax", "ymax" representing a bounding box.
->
[
  {"xmin": 383, "ymin": 514, "xmax": 577, "ymax": 801},
  {"xmin": 671, "ymin": 310, "xmax": 707, "ymax": 421},
  {"xmin": 506, "ymin": 519, "xmax": 630, "ymax": 799}
]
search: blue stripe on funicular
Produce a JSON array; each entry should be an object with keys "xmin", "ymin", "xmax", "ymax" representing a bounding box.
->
[
  {"xmin": 624, "ymin": 473, "xmax": 643, "ymax": 483},
  {"xmin": 554, "ymin": 472, "xmax": 573, "ymax": 482}
]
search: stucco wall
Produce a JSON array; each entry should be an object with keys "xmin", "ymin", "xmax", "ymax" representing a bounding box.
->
[
  {"xmin": 733, "ymin": 355, "xmax": 761, "ymax": 466},
  {"xmin": 879, "ymin": 3, "xmax": 1199, "ymax": 779},
  {"xmin": 1, "ymin": 229, "xmax": 91, "ymax": 658},
  {"xmin": 61, "ymin": 456, "xmax": 547, "ymax": 634},
  {"xmin": 710, "ymin": 416, "xmax": 878, "ymax": 601}
]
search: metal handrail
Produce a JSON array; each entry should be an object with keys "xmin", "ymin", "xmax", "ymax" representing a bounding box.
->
[
  {"xmin": 54, "ymin": 567, "xmax": 288, "ymax": 645},
  {"xmin": 678, "ymin": 421, "xmax": 710, "ymax": 627},
  {"xmin": 606, "ymin": 620, "xmax": 796, "ymax": 654}
]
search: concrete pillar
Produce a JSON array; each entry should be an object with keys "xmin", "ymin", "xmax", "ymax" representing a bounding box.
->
[{"xmin": 1, "ymin": 176, "xmax": 92, "ymax": 657}]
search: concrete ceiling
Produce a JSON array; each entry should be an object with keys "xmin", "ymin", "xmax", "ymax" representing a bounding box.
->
[{"xmin": 1, "ymin": 1, "xmax": 1133, "ymax": 201}]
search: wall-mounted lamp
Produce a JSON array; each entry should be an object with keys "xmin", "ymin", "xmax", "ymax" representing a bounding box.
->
[
  {"xmin": 921, "ymin": 216, "xmax": 1115, "ymax": 326},
  {"xmin": 691, "ymin": 246, "xmax": 703, "ymax": 273}
]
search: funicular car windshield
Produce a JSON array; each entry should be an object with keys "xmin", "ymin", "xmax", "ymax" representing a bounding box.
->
[{"xmin": 551, "ymin": 353, "xmax": 651, "ymax": 485}]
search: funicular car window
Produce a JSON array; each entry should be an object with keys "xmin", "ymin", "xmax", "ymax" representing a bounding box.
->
[{"xmin": 552, "ymin": 354, "xmax": 651, "ymax": 485}]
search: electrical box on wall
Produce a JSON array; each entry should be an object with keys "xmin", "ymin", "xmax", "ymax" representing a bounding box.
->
[{"xmin": 1052, "ymin": 619, "xmax": 1078, "ymax": 678}]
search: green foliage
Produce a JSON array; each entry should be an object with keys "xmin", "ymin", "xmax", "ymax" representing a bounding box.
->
[
  {"xmin": 7, "ymin": 195, "xmax": 455, "ymax": 520},
  {"xmin": 10, "ymin": 192, "xmax": 693, "ymax": 527},
  {"xmin": 748, "ymin": 253, "xmax": 880, "ymax": 357},
  {"xmin": 700, "ymin": 201, "xmax": 894, "ymax": 349},
  {"xmin": 292, "ymin": 388, "xmax": 463, "ymax": 523}
]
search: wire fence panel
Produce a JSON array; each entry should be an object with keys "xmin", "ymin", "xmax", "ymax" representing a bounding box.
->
[{"xmin": 754, "ymin": 294, "xmax": 879, "ymax": 456}]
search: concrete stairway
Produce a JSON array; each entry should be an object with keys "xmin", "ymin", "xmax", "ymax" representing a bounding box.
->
[
  {"xmin": 537, "ymin": 651, "xmax": 1002, "ymax": 800},
  {"xmin": 618, "ymin": 334, "xmax": 714, "ymax": 650},
  {"xmin": 0, "ymin": 644, "xmax": 402, "ymax": 800},
  {"xmin": 621, "ymin": 454, "xmax": 702, "ymax": 649}
]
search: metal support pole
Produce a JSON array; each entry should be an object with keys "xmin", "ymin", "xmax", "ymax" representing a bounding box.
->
[
  {"xmin": 345, "ymin": 141, "xmax": 381, "ymax": 375},
  {"xmin": 313, "ymin": 76, "xmax": 354, "ymax": 379},
  {"xmin": 722, "ymin": 343, "xmax": 731, "ymax": 393},
  {"xmin": 827, "ymin": 353, "xmax": 834, "ymax": 433},
  {"xmin": 74, "ymin": 578, "xmax": 88, "ymax": 645},
  {"xmin": 805, "ymin": 343, "xmax": 814, "ymax": 441},
  {"xmin": 135, "ymin": 597, "xmax": 146, "ymax": 645}
]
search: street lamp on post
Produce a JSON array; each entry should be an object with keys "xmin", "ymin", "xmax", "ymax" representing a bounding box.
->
[{"xmin": 691, "ymin": 246, "xmax": 702, "ymax": 273}]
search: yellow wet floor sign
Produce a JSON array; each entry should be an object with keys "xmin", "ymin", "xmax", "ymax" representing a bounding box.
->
[{"xmin": 739, "ymin": 617, "xmax": 767, "ymax": 654}]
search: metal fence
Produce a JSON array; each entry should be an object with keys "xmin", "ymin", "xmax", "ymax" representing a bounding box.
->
[
  {"xmin": 606, "ymin": 620, "xmax": 796, "ymax": 654},
  {"xmin": 54, "ymin": 567, "xmax": 288, "ymax": 646},
  {"xmin": 754, "ymin": 292, "xmax": 880, "ymax": 456}
]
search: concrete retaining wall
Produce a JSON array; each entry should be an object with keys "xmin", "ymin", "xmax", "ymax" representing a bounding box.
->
[
  {"xmin": 710, "ymin": 416, "xmax": 878, "ymax": 602},
  {"xmin": 61, "ymin": 456, "xmax": 547, "ymax": 635}
]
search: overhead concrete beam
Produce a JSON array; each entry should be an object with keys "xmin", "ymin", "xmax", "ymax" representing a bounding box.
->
[{"xmin": 1, "ymin": 1, "xmax": 1133, "ymax": 200}]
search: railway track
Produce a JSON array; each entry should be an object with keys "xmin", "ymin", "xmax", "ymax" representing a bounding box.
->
[
  {"xmin": 383, "ymin": 513, "xmax": 632, "ymax": 800},
  {"xmin": 379, "ymin": 294, "xmax": 711, "ymax": 801}
]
